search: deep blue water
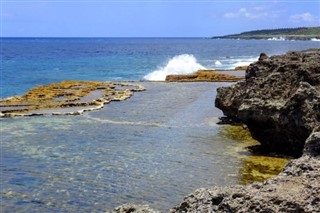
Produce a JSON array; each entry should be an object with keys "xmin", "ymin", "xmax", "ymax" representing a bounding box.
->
[
  {"xmin": 2, "ymin": 38, "xmax": 320, "ymax": 98},
  {"xmin": 1, "ymin": 38, "xmax": 320, "ymax": 212}
]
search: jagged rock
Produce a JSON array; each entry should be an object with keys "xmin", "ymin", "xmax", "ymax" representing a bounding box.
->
[
  {"xmin": 303, "ymin": 131, "xmax": 320, "ymax": 157},
  {"xmin": 107, "ymin": 204, "xmax": 160, "ymax": 213},
  {"xmin": 215, "ymin": 49, "xmax": 320, "ymax": 157}
]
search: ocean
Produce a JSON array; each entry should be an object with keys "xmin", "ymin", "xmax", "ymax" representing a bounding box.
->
[
  {"xmin": 1, "ymin": 38, "xmax": 320, "ymax": 212},
  {"xmin": 2, "ymin": 38, "xmax": 320, "ymax": 98}
]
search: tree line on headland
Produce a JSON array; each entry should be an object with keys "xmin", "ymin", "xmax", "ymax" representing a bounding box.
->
[{"xmin": 212, "ymin": 26, "xmax": 320, "ymax": 40}]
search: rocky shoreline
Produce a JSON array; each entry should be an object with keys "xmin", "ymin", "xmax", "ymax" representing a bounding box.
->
[
  {"xmin": 215, "ymin": 49, "xmax": 320, "ymax": 157},
  {"xmin": 110, "ymin": 49, "xmax": 320, "ymax": 212}
]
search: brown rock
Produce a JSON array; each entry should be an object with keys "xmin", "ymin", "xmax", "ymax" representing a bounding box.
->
[
  {"xmin": 165, "ymin": 70, "xmax": 244, "ymax": 82},
  {"xmin": 234, "ymin": 65, "xmax": 248, "ymax": 70},
  {"xmin": 0, "ymin": 80, "xmax": 145, "ymax": 117}
]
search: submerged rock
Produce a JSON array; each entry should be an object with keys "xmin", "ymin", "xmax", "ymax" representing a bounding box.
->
[
  {"xmin": 109, "ymin": 133, "xmax": 319, "ymax": 213},
  {"xmin": 215, "ymin": 49, "xmax": 320, "ymax": 157},
  {"xmin": 219, "ymin": 125, "xmax": 289, "ymax": 184},
  {"xmin": 169, "ymin": 131, "xmax": 320, "ymax": 213},
  {"xmin": 239, "ymin": 155, "xmax": 289, "ymax": 184}
]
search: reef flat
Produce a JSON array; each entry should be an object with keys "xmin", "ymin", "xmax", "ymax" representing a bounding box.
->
[
  {"xmin": 0, "ymin": 80, "xmax": 145, "ymax": 117},
  {"xmin": 165, "ymin": 70, "xmax": 244, "ymax": 82}
]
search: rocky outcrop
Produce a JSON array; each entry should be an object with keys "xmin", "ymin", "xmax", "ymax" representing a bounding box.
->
[
  {"xmin": 107, "ymin": 204, "xmax": 160, "ymax": 213},
  {"xmin": 215, "ymin": 49, "xmax": 320, "ymax": 157},
  {"xmin": 165, "ymin": 70, "xmax": 244, "ymax": 82}
]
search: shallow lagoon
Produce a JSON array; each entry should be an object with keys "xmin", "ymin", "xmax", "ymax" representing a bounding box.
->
[{"xmin": 1, "ymin": 82, "xmax": 281, "ymax": 212}]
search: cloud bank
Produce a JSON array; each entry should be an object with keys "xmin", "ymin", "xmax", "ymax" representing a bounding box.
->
[
  {"xmin": 290, "ymin": 12, "xmax": 318, "ymax": 23},
  {"xmin": 224, "ymin": 7, "xmax": 279, "ymax": 20}
]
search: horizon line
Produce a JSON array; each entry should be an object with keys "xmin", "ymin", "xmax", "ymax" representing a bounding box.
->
[{"xmin": 0, "ymin": 36, "xmax": 213, "ymax": 39}]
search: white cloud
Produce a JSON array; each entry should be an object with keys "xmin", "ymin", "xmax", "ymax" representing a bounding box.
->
[
  {"xmin": 224, "ymin": 7, "xmax": 279, "ymax": 20},
  {"xmin": 290, "ymin": 12, "xmax": 317, "ymax": 23}
]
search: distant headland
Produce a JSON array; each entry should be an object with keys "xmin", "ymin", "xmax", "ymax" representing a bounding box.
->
[{"xmin": 212, "ymin": 26, "xmax": 320, "ymax": 41}]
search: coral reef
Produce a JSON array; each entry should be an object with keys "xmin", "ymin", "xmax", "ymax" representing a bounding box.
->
[{"xmin": 0, "ymin": 80, "xmax": 145, "ymax": 117}]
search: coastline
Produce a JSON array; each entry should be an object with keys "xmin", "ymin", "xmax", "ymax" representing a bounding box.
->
[
  {"xmin": 2, "ymin": 48, "xmax": 319, "ymax": 212},
  {"xmin": 2, "ymin": 81, "xmax": 266, "ymax": 212},
  {"xmin": 212, "ymin": 35, "xmax": 320, "ymax": 41},
  {"xmin": 110, "ymin": 49, "xmax": 320, "ymax": 212},
  {"xmin": 0, "ymin": 68, "xmax": 244, "ymax": 117}
]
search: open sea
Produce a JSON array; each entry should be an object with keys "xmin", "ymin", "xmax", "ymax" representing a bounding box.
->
[{"xmin": 1, "ymin": 38, "xmax": 320, "ymax": 212}]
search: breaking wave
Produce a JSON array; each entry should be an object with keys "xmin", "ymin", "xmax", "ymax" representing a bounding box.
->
[
  {"xmin": 213, "ymin": 56, "xmax": 258, "ymax": 69},
  {"xmin": 143, "ymin": 54, "xmax": 206, "ymax": 81}
]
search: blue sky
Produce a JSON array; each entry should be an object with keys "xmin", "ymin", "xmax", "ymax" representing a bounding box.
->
[{"xmin": 1, "ymin": 0, "xmax": 320, "ymax": 37}]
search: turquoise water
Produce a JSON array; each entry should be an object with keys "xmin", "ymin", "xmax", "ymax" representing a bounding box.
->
[
  {"xmin": 1, "ymin": 38, "xmax": 320, "ymax": 212},
  {"xmin": 2, "ymin": 82, "xmax": 250, "ymax": 212},
  {"xmin": 2, "ymin": 38, "xmax": 320, "ymax": 97}
]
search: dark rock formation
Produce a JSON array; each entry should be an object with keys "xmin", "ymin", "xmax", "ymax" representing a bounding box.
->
[
  {"xmin": 107, "ymin": 204, "xmax": 160, "ymax": 213},
  {"xmin": 215, "ymin": 49, "xmax": 320, "ymax": 157}
]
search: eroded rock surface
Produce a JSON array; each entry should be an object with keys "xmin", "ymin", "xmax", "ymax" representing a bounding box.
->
[
  {"xmin": 215, "ymin": 49, "xmax": 320, "ymax": 157},
  {"xmin": 165, "ymin": 70, "xmax": 244, "ymax": 82},
  {"xmin": 0, "ymin": 80, "xmax": 145, "ymax": 117},
  {"xmin": 107, "ymin": 204, "xmax": 160, "ymax": 213}
]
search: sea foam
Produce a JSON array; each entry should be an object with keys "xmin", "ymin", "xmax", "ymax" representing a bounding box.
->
[
  {"xmin": 143, "ymin": 54, "xmax": 205, "ymax": 81},
  {"xmin": 215, "ymin": 56, "xmax": 258, "ymax": 69}
]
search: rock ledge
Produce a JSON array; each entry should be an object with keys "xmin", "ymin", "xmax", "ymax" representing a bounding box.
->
[{"xmin": 215, "ymin": 49, "xmax": 320, "ymax": 157}]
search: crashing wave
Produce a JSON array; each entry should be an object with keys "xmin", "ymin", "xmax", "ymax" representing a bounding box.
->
[{"xmin": 143, "ymin": 54, "xmax": 206, "ymax": 81}]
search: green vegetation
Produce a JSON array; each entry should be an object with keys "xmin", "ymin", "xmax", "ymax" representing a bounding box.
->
[
  {"xmin": 235, "ymin": 27, "xmax": 320, "ymax": 36},
  {"xmin": 213, "ymin": 26, "xmax": 320, "ymax": 40}
]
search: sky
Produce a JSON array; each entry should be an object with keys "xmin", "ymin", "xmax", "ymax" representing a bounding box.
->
[{"xmin": 1, "ymin": 0, "xmax": 320, "ymax": 37}]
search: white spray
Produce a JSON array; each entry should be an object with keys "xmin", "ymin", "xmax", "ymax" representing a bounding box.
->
[{"xmin": 143, "ymin": 54, "xmax": 206, "ymax": 81}]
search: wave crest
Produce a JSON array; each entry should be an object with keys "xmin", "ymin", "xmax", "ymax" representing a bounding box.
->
[{"xmin": 143, "ymin": 54, "xmax": 205, "ymax": 81}]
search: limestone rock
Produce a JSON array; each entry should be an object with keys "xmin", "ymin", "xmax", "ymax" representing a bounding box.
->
[
  {"xmin": 165, "ymin": 70, "xmax": 244, "ymax": 82},
  {"xmin": 107, "ymin": 204, "xmax": 160, "ymax": 213},
  {"xmin": 215, "ymin": 49, "xmax": 320, "ymax": 157},
  {"xmin": 0, "ymin": 81, "xmax": 145, "ymax": 117}
]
